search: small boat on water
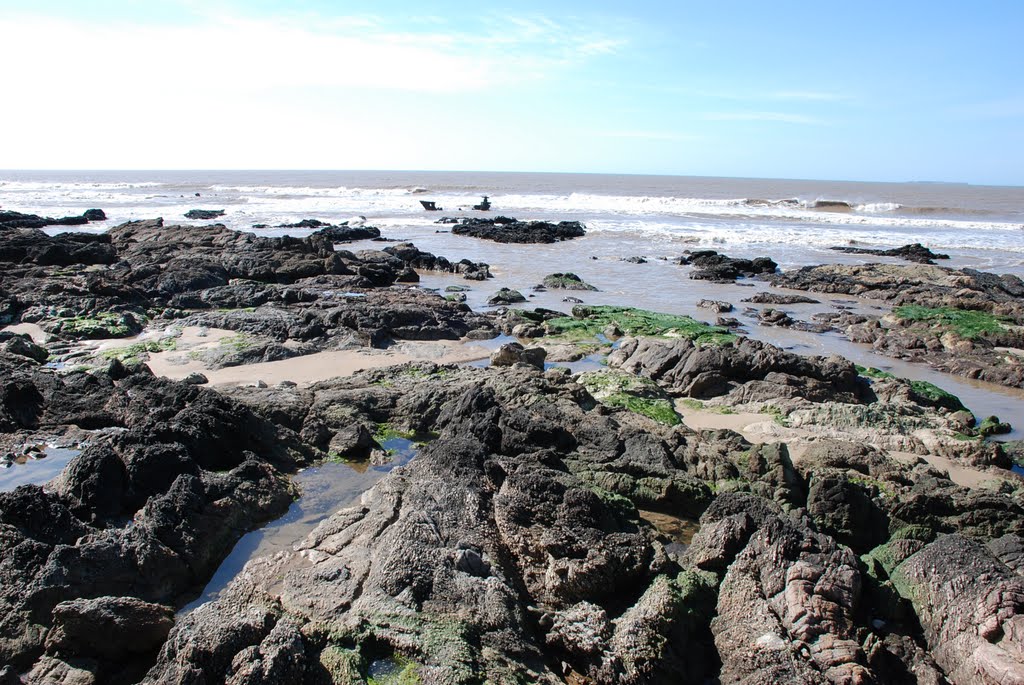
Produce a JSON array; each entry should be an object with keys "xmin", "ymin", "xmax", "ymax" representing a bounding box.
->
[{"xmin": 419, "ymin": 200, "xmax": 442, "ymax": 211}]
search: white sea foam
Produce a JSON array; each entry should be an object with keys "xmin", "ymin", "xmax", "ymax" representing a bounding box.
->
[{"xmin": 855, "ymin": 202, "xmax": 903, "ymax": 213}]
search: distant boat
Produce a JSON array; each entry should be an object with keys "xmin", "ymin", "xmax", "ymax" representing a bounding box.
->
[
  {"xmin": 419, "ymin": 200, "xmax": 442, "ymax": 211},
  {"xmin": 473, "ymin": 195, "xmax": 491, "ymax": 211}
]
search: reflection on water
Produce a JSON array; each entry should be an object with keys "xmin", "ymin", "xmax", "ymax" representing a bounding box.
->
[
  {"xmin": 179, "ymin": 438, "xmax": 420, "ymax": 614},
  {"xmin": 0, "ymin": 447, "xmax": 80, "ymax": 492}
]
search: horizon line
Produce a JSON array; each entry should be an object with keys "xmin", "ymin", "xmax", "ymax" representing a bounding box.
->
[{"xmin": 2, "ymin": 168, "xmax": 1013, "ymax": 188}]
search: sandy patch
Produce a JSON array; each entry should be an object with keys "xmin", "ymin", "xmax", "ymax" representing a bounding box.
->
[
  {"xmin": 1, "ymin": 323, "xmax": 48, "ymax": 343},
  {"xmin": 888, "ymin": 451, "xmax": 999, "ymax": 489},
  {"xmin": 678, "ymin": 401, "xmax": 999, "ymax": 489},
  {"xmin": 145, "ymin": 327, "xmax": 491, "ymax": 387}
]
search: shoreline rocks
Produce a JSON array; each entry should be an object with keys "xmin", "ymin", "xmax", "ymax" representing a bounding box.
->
[
  {"xmin": 447, "ymin": 216, "xmax": 586, "ymax": 243},
  {"xmin": 771, "ymin": 263, "xmax": 1024, "ymax": 389},
  {"xmin": 3, "ymin": 210, "xmax": 1024, "ymax": 683},
  {"xmin": 830, "ymin": 242, "xmax": 951, "ymax": 265},
  {"xmin": 679, "ymin": 250, "xmax": 778, "ymax": 281}
]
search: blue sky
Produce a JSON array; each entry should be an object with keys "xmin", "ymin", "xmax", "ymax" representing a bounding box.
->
[{"xmin": 1, "ymin": 0, "xmax": 1021, "ymax": 184}]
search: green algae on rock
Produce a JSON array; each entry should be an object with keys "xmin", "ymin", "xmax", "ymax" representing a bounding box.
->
[
  {"xmin": 578, "ymin": 369, "xmax": 681, "ymax": 425},
  {"xmin": 539, "ymin": 272, "xmax": 598, "ymax": 291},
  {"xmin": 545, "ymin": 305, "xmax": 735, "ymax": 344},
  {"xmin": 891, "ymin": 305, "xmax": 1011, "ymax": 339}
]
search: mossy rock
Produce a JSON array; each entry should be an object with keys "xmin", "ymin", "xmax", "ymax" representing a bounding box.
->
[
  {"xmin": 545, "ymin": 305, "xmax": 735, "ymax": 344},
  {"xmin": 486, "ymin": 288, "xmax": 526, "ymax": 306},
  {"xmin": 540, "ymin": 272, "xmax": 598, "ymax": 291},
  {"xmin": 855, "ymin": 365, "xmax": 895, "ymax": 380},
  {"xmin": 97, "ymin": 337, "xmax": 177, "ymax": 363},
  {"xmin": 319, "ymin": 646, "xmax": 367, "ymax": 684},
  {"xmin": 908, "ymin": 380, "xmax": 967, "ymax": 412},
  {"xmin": 892, "ymin": 305, "xmax": 1010, "ymax": 339},
  {"xmin": 54, "ymin": 311, "xmax": 145, "ymax": 340},
  {"xmin": 578, "ymin": 370, "xmax": 681, "ymax": 425}
]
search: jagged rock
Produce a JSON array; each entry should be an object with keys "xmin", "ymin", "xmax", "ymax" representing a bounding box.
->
[
  {"xmin": 3, "ymin": 335, "xmax": 48, "ymax": 363},
  {"xmin": 830, "ymin": 243, "xmax": 950, "ymax": 265},
  {"xmin": 891, "ymin": 534, "xmax": 1024, "ymax": 683},
  {"xmin": 45, "ymin": 596, "xmax": 174, "ymax": 660},
  {"xmin": 450, "ymin": 217, "xmax": 586, "ymax": 243},
  {"xmin": 693, "ymin": 493, "xmax": 871, "ymax": 683},
  {"xmin": 697, "ymin": 299, "xmax": 733, "ymax": 313},
  {"xmin": 382, "ymin": 242, "xmax": 491, "ymax": 280},
  {"xmin": 742, "ymin": 292, "xmax": 820, "ymax": 304},
  {"xmin": 183, "ymin": 209, "xmax": 225, "ymax": 220},
  {"xmin": 490, "ymin": 342, "xmax": 546, "ymax": 369},
  {"xmin": 680, "ymin": 250, "xmax": 778, "ymax": 281},
  {"xmin": 609, "ymin": 336, "xmax": 861, "ymax": 402},
  {"xmin": 487, "ymin": 288, "xmax": 527, "ymax": 306},
  {"xmin": 541, "ymin": 273, "xmax": 598, "ymax": 291}
]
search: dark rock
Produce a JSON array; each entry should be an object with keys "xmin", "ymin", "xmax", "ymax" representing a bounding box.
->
[
  {"xmin": 609, "ymin": 336, "xmax": 861, "ymax": 402},
  {"xmin": 383, "ymin": 242, "xmax": 491, "ymax": 280},
  {"xmin": 541, "ymin": 273, "xmax": 598, "ymax": 291},
  {"xmin": 183, "ymin": 209, "xmax": 225, "ymax": 220},
  {"xmin": 3, "ymin": 336, "xmax": 48, "ymax": 363},
  {"xmin": 830, "ymin": 242, "xmax": 950, "ymax": 265},
  {"xmin": 490, "ymin": 342, "xmax": 546, "ymax": 369},
  {"xmin": 45, "ymin": 596, "xmax": 174, "ymax": 660},
  {"xmin": 450, "ymin": 217, "xmax": 586, "ymax": 243},
  {"xmin": 696, "ymin": 299, "xmax": 733, "ymax": 313},
  {"xmin": 487, "ymin": 288, "xmax": 527, "ymax": 306},
  {"xmin": 680, "ymin": 250, "xmax": 778, "ymax": 281},
  {"xmin": 742, "ymin": 292, "xmax": 820, "ymax": 304},
  {"xmin": 310, "ymin": 224, "xmax": 381, "ymax": 242},
  {"xmin": 82, "ymin": 209, "xmax": 107, "ymax": 222}
]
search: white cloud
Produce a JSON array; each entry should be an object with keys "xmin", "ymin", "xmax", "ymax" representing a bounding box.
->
[
  {"xmin": 0, "ymin": 9, "xmax": 627, "ymax": 169},
  {"xmin": 0, "ymin": 10, "xmax": 624, "ymax": 97}
]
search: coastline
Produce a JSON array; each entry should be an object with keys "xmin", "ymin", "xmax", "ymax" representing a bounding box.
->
[{"xmin": 2, "ymin": 197, "xmax": 1024, "ymax": 683}]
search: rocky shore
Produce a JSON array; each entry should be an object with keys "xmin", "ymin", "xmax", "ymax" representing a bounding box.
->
[{"xmin": 2, "ymin": 215, "xmax": 1024, "ymax": 684}]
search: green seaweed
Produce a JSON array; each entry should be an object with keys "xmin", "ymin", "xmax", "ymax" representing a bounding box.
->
[
  {"xmin": 98, "ymin": 338, "xmax": 177, "ymax": 362},
  {"xmin": 908, "ymin": 380, "xmax": 967, "ymax": 412},
  {"xmin": 892, "ymin": 305, "xmax": 1009, "ymax": 339},
  {"xmin": 367, "ymin": 655, "xmax": 422, "ymax": 685},
  {"xmin": 545, "ymin": 305, "xmax": 735, "ymax": 345},
  {"xmin": 372, "ymin": 423, "xmax": 417, "ymax": 444},
  {"xmin": 578, "ymin": 370, "xmax": 681, "ymax": 425},
  {"xmin": 57, "ymin": 311, "xmax": 143, "ymax": 339},
  {"xmin": 856, "ymin": 365, "xmax": 895, "ymax": 380},
  {"xmin": 541, "ymin": 273, "xmax": 598, "ymax": 290}
]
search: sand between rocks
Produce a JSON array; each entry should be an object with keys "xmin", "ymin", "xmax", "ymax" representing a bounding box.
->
[{"xmin": 677, "ymin": 403, "xmax": 999, "ymax": 489}]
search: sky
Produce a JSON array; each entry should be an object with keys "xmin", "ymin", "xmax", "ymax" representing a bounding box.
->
[{"xmin": 1, "ymin": 0, "xmax": 1022, "ymax": 184}]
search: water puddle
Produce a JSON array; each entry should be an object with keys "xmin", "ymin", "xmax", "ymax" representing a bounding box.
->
[
  {"xmin": 639, "ymin": 509, "xmax": 700, "ymax": 556},
  {"xmin": 367, "ymin": 656, "xmax": 420, "ymax": 684},
  {"xmin": 0, "ymin": 447, "xmax": 81, "ymax": 492},
  {"xmin": 179, "ymin": 437, "xmax": 422, "ymax": 613}
]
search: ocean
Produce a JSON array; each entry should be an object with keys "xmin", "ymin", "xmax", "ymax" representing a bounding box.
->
[{"xmin": 2, "ymin": 170, "xmax": 1023, "ymax": 274}]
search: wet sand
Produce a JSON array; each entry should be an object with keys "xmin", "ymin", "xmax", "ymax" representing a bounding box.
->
[{"xmin": 1, "ymin": 323, "xmax": 48, "ymax": 343}]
